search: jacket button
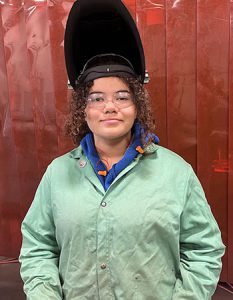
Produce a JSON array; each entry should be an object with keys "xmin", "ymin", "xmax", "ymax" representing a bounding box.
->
[
  {"xmin": 100, "ymin": 263, "xmax": 107, "ymax": 269},
  {"xmin": 79, "ymin": 160, "xmax": 87, "ymax": 168},
  {"xmin": 101, "ymin": 202, "xmax": 107, "ymax": 207}
]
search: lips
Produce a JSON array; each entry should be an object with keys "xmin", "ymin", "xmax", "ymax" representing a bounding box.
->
[
  {"xmin": 100, "ymin": 118, "xmax": 122, "ymax": 125},
  {"xmin": 100, "ymin": 118, "xmax": 121, "ymax": 122}
]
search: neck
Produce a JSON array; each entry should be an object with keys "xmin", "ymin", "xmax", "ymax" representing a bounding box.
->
[{"xmin": 94, "ymin": 134, "xmax": 132, "ymax": 169}]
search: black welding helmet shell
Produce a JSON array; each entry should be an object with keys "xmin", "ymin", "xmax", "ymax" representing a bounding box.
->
[{"xmin": 64, "ymin": 0, "xmax": 145, "ymax": 88}]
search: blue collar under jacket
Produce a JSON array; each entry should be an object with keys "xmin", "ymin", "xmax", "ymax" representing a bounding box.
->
[{"xmin": 80, "ymin": 122, "xmax": 159, "ymax": 190}]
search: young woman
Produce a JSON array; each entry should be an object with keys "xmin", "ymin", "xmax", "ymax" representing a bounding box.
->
[{"xmin": 19, "ymin": 54, "xmax": 225, "ymax": 300}]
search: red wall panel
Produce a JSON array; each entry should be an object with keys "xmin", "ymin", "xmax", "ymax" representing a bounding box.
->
[
  {"xmin": 228, "ymin": 0, "xmax": 233, "ymax": 282},
  {"xmin": 196, "ymin": 0, "xmax": 229, "ymax": 281},
  {"xmin": 0, "ymin": 2, "xmax": 39, "ymax": 255},
  {"xmin": 0, "ymin": 0, "xmax": 232, "ymax": 282},
  {"xmin": 136, "ymin": 0, "xmax": 168, "ymax": 146},
  {"xmin": 166, "ymin": 0, "xmax": 197, "ymax": 169}
]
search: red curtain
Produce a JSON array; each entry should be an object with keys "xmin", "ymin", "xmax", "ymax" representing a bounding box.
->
[{"xmin": 0, "ymin": 0, "xmax": 232, "ymax": 282}]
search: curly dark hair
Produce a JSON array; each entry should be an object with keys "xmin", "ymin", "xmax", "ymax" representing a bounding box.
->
[{"xmin": 65, "ymin": 76, "xmax": 155, "ymax": 146}]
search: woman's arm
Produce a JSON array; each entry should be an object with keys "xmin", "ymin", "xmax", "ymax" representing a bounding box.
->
[
  {"xmin": 19, "ymin": 166, "xmax": 63, "ymax": 300},
  {"xmin": 172, "ymin": 168, "xmax": 225, "ymax": 300}
]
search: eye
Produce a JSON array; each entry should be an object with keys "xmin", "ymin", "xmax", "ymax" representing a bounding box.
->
[
  {"xmin": 116, "ymin": 92, "xmax": 131, "ymax": 101},
  {"xmin": 87, "ymin": 94, "xmax": 104, "ymax": 103},
  {"xmin": 118, "ymin": 97, "xmax": 128, "ymax": 101},
  {"xmin": 93, "ymin": 97, "xmax": 104, "ymax": 103}
]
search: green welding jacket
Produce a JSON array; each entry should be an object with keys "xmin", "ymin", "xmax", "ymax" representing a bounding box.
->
[{"xmin": 19, "ymin": 144, "xmax": 225, "ymax": 300}]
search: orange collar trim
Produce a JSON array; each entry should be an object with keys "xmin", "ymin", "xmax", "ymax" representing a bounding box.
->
[{"xmin": 98, "ymin": 170, "xmax": 107, "ymax": 176}]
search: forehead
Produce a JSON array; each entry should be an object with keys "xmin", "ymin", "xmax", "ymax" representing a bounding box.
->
[{"xmin": 90, "ymin": 77, "xmax": 129, "ymax": 93}]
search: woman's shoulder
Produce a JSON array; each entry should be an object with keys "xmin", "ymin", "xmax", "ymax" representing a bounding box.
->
[
  {"xmin": 142, "ymin": 144, "xmax": 196, "ymax": 190},
  {"xmin": 146, "ymin": 144, "xmax": 190, "ymax": 166},
  {"xmin": 48, "ymin": 145, "xmax": 83, "ymax": 169},
  {"xmin": 143, "ymin": 144, "xmax": 193, "ymax": 179}
]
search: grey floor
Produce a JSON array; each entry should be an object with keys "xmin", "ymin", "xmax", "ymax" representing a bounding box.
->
[{"xmin": 0, "ymin": 263, "xmax": 232, "ymax": 299}]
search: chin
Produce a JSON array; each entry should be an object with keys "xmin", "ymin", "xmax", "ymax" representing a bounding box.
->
[{"xmin": 101, "ymin": 131, "xmax": 132, "ymax": 140}]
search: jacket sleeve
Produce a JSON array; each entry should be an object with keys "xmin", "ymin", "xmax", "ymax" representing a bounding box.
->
[
  {"xmin": 19, "ymin": 165, "xmax": 63, "ymax": 300},
  {"xmin": 172, "ymin": 167, "xmax": 225, "ymax": 300}
]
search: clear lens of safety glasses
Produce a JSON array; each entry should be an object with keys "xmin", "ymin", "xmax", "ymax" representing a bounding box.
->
[{"xmin": 86, "ymin": 92, "xmax": 134, "ymax": 109}]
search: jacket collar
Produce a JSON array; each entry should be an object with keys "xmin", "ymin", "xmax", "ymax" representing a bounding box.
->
[
  {"xmin": 69, "ymin": 146, "xmax": 83, "ymax": 159},
  {"xmin": 69, "ymin": 142, "xmax": 159, "ymax": 159},
  {"xmin": 144, "ymin": 143, "xmax": 159, "ymax": 154}
]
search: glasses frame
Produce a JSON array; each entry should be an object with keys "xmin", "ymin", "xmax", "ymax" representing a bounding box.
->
[{"xmin": 85, "ymin": 91, "xmax": 135, "ymax": 109}]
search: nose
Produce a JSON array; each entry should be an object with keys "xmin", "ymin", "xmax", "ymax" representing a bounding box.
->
[{"xmin": 103, "ymin": 98, "xmax": 118, "ymax": 112}]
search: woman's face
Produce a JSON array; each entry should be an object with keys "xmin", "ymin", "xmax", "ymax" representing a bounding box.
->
[{"xmin": 84, "ymin": 76, "xmax": 137, "ymax": 144}]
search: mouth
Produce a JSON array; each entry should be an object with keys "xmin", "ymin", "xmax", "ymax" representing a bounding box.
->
[{"xmin": 100, "ymin": 119, "xmax": 122, "ymax": 124}]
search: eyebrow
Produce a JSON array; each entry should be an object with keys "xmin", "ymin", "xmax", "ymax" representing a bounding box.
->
[{"xmin": 88, "ymin": 90, "xmax": 130, "ymax": 95}]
